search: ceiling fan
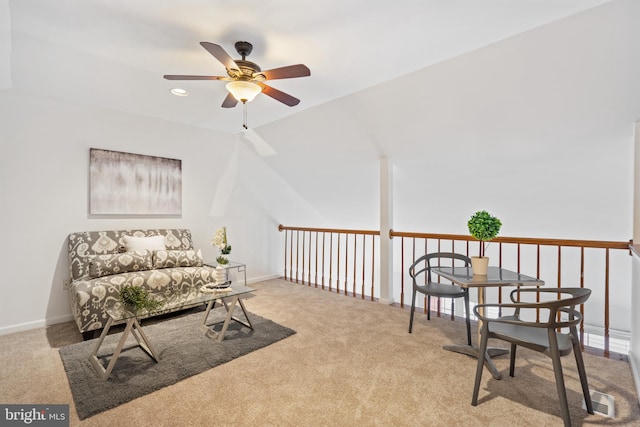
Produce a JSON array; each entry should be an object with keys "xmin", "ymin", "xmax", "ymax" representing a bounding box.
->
[{"xmin": 164, "ymin": 41, "xmax": 311, "ymax": 108}]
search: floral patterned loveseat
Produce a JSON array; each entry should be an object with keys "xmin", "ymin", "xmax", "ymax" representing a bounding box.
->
[{"xmin": 67, "ymin": 228, "xmax": 215, "ymax": 339}]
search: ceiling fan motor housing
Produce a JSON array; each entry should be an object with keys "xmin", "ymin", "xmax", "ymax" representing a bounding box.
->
[
  {"xmin": 231, "ymin": 42, "xmax": 265, "ymax": 80},
  {"xmin": 235, "ymin": 41, "xmax": 253, "ymax": 59},
  {"xmin": 231, "ymin": 60, "xmax": 264, "ymax": 80}
]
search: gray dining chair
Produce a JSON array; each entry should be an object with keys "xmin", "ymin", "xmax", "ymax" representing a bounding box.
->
[
  {"xmin": 471, "ymin": 287, "xmax": 593, "ymax": 427},
  {"xmin": 408, "ymin": 252, "xmax": 472, "ymax": 346}
]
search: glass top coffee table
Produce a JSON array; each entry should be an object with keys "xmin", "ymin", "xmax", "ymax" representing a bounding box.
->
[{"xmin": 89, "ymin": 284, "xmax": 256, "ymax": 380}]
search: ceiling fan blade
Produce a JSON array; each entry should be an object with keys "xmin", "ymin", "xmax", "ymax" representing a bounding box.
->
[
  {"xmin": 260, "ymin": 64, "xmax": 311, "ymax": 80},
  {"xmin": 257, "ymin": 83, "xmax": 300, "ymax": 106},
  {"xmin": 221, "ymin": 92, "xmax": 238, "ymax": 108},
  {"xmin": 163, "ymin": 75, "xmax": 230, "ymax": 80},
  {"xmin": 200, "ymin": 42, "xmax": 239, "ymax": 71}
]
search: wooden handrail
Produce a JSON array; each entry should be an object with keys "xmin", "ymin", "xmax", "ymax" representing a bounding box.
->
[
  {"xmin": 279, "ymin": 224, "xmax": 380, "ymax": 236},
  {"xmin": 390, "ymin": 229, "xmax": 631, "ymax": 250}
]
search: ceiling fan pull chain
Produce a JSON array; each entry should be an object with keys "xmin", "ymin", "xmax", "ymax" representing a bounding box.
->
[{"xmin": 243, "ymin": 102, "xmax": 248, "ymax": 129}]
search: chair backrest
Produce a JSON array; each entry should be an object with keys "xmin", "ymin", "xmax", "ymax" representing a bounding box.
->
[
  {"xmin": 409, "ymin": 252, "xmax": 471, "ymax": 283},
  {"xmin": 509, "ymin": 287, "xmax": 591, "ymax": 330}
]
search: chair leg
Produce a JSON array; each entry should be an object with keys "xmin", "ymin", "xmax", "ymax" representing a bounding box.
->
[
  {"xmin": 571, "ymin": 330, "xmax": 594, "ymax": 415},
  {"xmin": 463, "ymin": 292, "xmax": 472, "ymax": 346},
  {"xmin": 472, "ymin": 325, "xmax": 490, "ymax": 406},
  {"xmin": 408, "ymin": 289, "xmax": 417, "ymax": 333},
  {"xmin": 548, "ymin": 330, "xmax": 572, "ymax": 427},
  {"xmin": 509, "ymin": 344, "xmax": 517, "ymax": 377},
  {"xmin": 427, "ymin": 295, "xmax": 431, "ymax": 320}
]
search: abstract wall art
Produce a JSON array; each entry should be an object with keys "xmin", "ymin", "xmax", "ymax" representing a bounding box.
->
[{"xmin": 89, "ymin": 148, "xmax": 182, "ymax": 215}]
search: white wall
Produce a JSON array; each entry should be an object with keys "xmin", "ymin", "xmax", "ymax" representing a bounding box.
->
[
  {"xmin": 259, "ymin": 0, "xmax": 639, "ymax": 241},
  {"xmin": 0, "ymin": 90, "xmax": 324, "ymax": 334}
]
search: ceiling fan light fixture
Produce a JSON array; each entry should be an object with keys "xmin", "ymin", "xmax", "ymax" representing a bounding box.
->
[
  {"xmin": 170, "ymin": 88, "xmax": 188, "ymax": 96},
  {"xmin": 226, "ymin": 80, "xmax": 262, "ymax": 103}
]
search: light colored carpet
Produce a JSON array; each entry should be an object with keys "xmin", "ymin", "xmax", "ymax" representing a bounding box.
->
[{"xmin": 0, "ymin": 278, "xmax": 638, "ymax": 426}]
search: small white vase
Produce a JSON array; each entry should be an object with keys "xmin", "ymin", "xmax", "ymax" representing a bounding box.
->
[
  {"xmin": 215, "ymin": 265, "xmax": 228, "ymax": 285},
  {"xmin": 471, "ymin": 256, "xmax": 489, "ymax": 276}
]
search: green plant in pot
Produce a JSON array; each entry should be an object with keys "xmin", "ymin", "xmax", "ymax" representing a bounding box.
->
[
  {"xmin": 119, "ymin": 285, "xmax": 163, "ymax": 312},
  {"xmin": 467, "ymin": 210, "xmax": 502, "ymax": 275}
]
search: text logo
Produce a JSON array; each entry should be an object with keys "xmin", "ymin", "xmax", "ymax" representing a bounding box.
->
[{"xmin": 1, "ymin": 405, "xmax": 69, "ymax": 426}]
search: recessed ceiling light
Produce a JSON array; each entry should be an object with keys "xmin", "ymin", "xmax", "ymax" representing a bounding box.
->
[{"xmin": 170, "ymin": 88, "xmax": 188, "ymax": 96}]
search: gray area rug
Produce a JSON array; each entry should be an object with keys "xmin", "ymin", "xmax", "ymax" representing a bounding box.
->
[{"xmin": 59, "ymin": 308, "xmax": 296, "ymax": 420}]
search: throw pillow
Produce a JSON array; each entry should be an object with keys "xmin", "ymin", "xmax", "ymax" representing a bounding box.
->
[
  {"xmin": 123, "ymin": 235, "xmax": 166, "ymax": 252},
  {"xmin": 88, "ymin": 250, "xmax": 154, "ymax": 278},
  {"xmin": 153, "ymin": 249, "xmax": 203, "ymax": 269}
]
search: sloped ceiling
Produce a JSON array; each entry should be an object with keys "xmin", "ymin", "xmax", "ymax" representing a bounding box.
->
[
  {"xmin": 4, "ymin": 0, "xmax": 611, "ymax": 134},
  {"xmin": 255, "ymin": 0, "xmax": 640, "ymax": 231}
]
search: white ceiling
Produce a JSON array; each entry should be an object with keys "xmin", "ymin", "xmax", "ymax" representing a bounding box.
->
[{"xmin": 4, "ymin": 0, "xmax": 611, "ymax": 134}]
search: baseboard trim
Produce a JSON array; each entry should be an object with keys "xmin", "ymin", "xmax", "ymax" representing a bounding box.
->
[
  {"xmin": 0, "ymin": 319, "xmax": 44, "ymax": 336},
  {"xmin": 247, "ymin": 273, "xmax": 281, "ymax": 284},
  {"xmin": 0, "ymin": 314, "xmax": 73, "ymax": 335},
  {"xmin": 629, "ymin": 350, "xmax": 640, "ymax": 405},
  {"xmin": 0, "ymin": 313, "xmax": 73, "ymax": 336}
]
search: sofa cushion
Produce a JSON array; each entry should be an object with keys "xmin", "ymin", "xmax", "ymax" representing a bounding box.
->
[
  {"xmin": 88, "ymin": 250, "xmax": 154, "ymax": 278},
  {"xmin": 68, "ymin": 229, "xmax": 194, "ymax": 281},
  {"xmin": 153, "ymin": 249, "xmax": 203, "ymax": 269},
  {"xmin": 123, "ymin": 235, "xmax": 167, "ymax": 252}
]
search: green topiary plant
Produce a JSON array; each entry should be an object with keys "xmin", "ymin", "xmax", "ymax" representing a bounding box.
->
[
  {"xmin": 119, "ymin": 285, "xmax": 163, "ymax": 311},
  {"xmin": 467, "ymin": 210, "xmax": 502, "ymax": 257}
]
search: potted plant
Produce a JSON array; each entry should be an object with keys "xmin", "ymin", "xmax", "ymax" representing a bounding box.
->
[
  {"xmin": 212, "ymin": 226, "xmax": 232, "ymax": 264},
  {"xmin": 467, "ymin": 210, "xmax": 502, "ymax": 275},
  {"xmin": 119, "ymin": 285, "xmax": 163, "ymax": 312}
]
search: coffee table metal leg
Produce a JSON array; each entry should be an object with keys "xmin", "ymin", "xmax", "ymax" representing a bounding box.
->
[
  {"xmin": 90, "ymin": 318, "xmax": 134, "ymax": 381},
  {"xmin": 130, "ymin": 318, "xmax": 160, "ymax": 362},
  {"xmin": 89, "ymin": 316, "xmax": 159, "ymax": 381},
  {"xmin": 89, "ymin": 317, "xmax": 114, "ymax": 381},
  {"xmin": 202, "ymin": 295, "xmax": 253, "ymax": 341},
  {"xmin": 222, "ymin": 297, "xmax": 253, "ymax": 329},
  {"xmin": 201, "ymin": 299, "xmax": 217, "ymax": 335},
  {"xmin": 216, "ymin": 296, "xmax": 239, "ymax": 341}
]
